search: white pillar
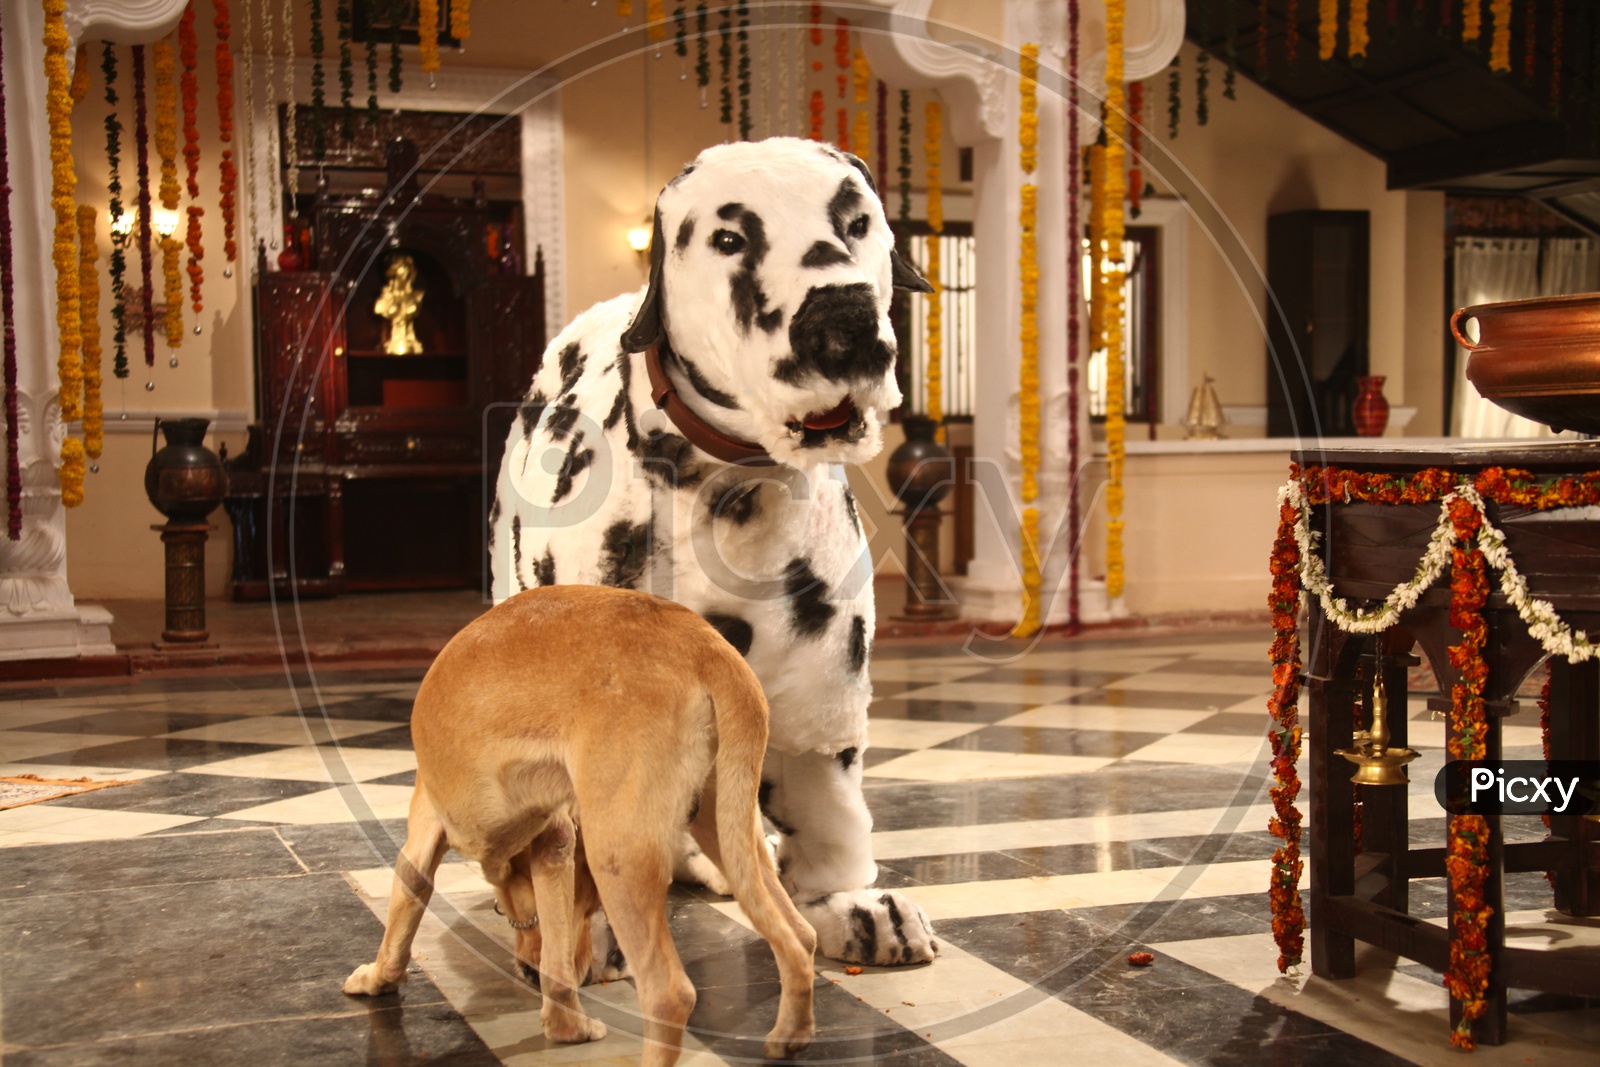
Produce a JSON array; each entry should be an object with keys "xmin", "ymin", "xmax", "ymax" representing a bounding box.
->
[
  {"xmin": 864, "ymin": 0, "xmax": 1182, "ymax": 627},
  {"xmin": 0, "ymin": 0, "xmax": 186, "ymax": 659}
]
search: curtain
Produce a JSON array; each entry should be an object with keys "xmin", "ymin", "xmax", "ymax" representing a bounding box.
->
[
  {"xmin": 1452, "ymin": 237, "xmax": 1546, "ymax": 438},
  {"xmin": 1539, "ymin": 238, "xmax": 1600, "ymax": 296}
]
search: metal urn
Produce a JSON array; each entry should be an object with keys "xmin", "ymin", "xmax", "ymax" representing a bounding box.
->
[
  {"xmin": 144, "ymin": 418, "xmax": 228, "ymax": 644},
  {"xmin": 884, "ymin": 415, "xmax": 956, "ymax": 620}
]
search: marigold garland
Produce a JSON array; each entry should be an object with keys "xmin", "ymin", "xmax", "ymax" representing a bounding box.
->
[
  {"xmin": 1318, "ymin": 0, "xmax": 1337, "ymax": 61},
  {"xmin": 808, "ymin": 89, "xmax": 824, "ymax": 140},
  {"xmin": 1103, "ymin": 0, "xmax": 1128, "ymax": 602},
  {"xmin": 419, "ymin": 0, "xmax": 440, "ymax": 78},
  {"xmin": 809, "ymin": 3, "xmax": 822, "ymax": 48},
  {"xmin": 179, "ymin": 9, "xmax": 201, "ymax": 200},
  {"xmin": 646, "ymin": 0, "xmax": 668, "ymax": 42},
  {"xmin": 0, "ymin": 15, "xmax": 21, "ymax": 537},
  {"xmin": 852, "ymin": 47, "xmax": 871, "ymax": 103},
  {"xmin": 1489, "ymin": 0, "xmax": 1511, "ymax": 73},
  {"xmin": 1128, "ymin": 80, "xmax": 1143, "ymax": 217},
  {"xmin": 1267, "ymin": 463, "xmax": 1600, "ymax": 1031},
  {"xmin": 1013, "ymin": 42, "xmax": 1043, "ymax": 639},
  {"xmin": 451, "ymin": 0, "xmax": 471, "ymax": 43},
  {"xmin": 1266, "ymin": 494, "xmax": 1306, "ymax": 973},
  {"xmin": 1257, "ymin": 0, "xmax": 1271, "ymax": 74},
  {"xmin": 876, "ymin": 81, "xmax": 888, "ymax": 192},
  {"xmin": 1287, "ymin": 0, "xmax": 1299, "ymax": 66},
  {"xmin": 70, "ymin": 43, "xmax": 90, "ymax": 103},
  {"xmin": 76, "ymin": 206, "xmax": 103, "ymax": 460},
  {"xmin": 133, "ymin": 45, "xmax": 156, "ymax": 369},
  {"xmin": 59, "ymin": 436, "xmax": 84, "ymax": 508},
  {"xmin": 852, "ymin": 110, "xmax": 871, "ymax": 162},
  {"xmin": 43, "ymin": 0, "xmax": 82, "ymax": 431},
  {"xmin": 1350, "ymin": 0, "xmax": 1370, "ymax": 63},
  {"xmin": 1066, "ymin": 0, "xmax": 1082, "ymax": 631},
  {"xmin": 1087, "ymin": 143, "xmax": 1104, "ymax": 345},
  {"xmin": 102, "ymin": 44, "xmax": 128, "ymax": 380},
  {"xmin": 214, "ymin": 0, "xmax": 237, "ymax": 261},
  {"xmin": 1463, "ymin": 0, "xmax": 1483, "ymax": 44}
]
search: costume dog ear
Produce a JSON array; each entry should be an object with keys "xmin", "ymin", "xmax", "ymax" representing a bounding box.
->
[
  {"xmin": 621, "ymin": 208, "xmax": 667, "ymax": 353},
  {"xmin": 836, "ymin": 148, "xmax": 936, "ymax": 294}
]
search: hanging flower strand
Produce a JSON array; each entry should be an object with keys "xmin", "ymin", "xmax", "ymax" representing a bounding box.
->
[
  {"xmin": 133, "ymin": 45, "xmax": 156, "ymax": 370},
  {"xmin": 43, "ymin": 0, "xmax": 82, "ymax": 431},
  {"xmin": 924, "ymin": 99, "xmax": 944, "ymax": 438},
  {"xmin": 77, "ymin": 206, "xmax": 103, "ymax": 460},
  {"xmin": 419, "ymin": 0, "xmax": 441, "ymax": 83},
  {"xmin": 153, "ymin": 41, "xmax": 184, "ymax": 347},
  {"xmin": 1104, "ymin": 0, "xmax": 1129, "ymax": 602},
  {"xmin": 102, "ymin": 44, "xmax": 128, "ymax": 379},
  {"xmin": 1067, "ymin": 0, "xmax": 1082, "ymax": 631},
  {"xmin": 737, "ymin": 2, "xmax": 751, "ymax": 140},
  {"xmin": 0, "ymin": 14, "xmax": 21, "ymax": 536},
  {"xmin": 451, "ymin": 0, "xmax": 472, "ymax": 46},
  {"xmin": 214, "ymin": 0, "xmax": 237, "ymax": 263},
  {"xmin": 1014, "ymin": 44, "xmax": 1042, "ymax": 638},
  {"xmin": 310, "ymin": 0, "xmax": 327, "ymax": 159},
  {"xmin": 387, "ymin": 0, "xmax": 405, "ymax": 94},
  {"xmin": 337, "ymin": 0, "xmax": 355, "ymax": 131},
  {"xmin": 179, "ymin": 6, "xmax": 204, "ymax": 318}
]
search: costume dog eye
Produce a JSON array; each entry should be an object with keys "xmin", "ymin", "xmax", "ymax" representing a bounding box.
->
[
  {"xmin": 847, "ymin": 214, "xmax": 871, "ymax": 239},
  {"xmin": 711, "ymin": 229, "xmax": 746, "ymax": 255}
]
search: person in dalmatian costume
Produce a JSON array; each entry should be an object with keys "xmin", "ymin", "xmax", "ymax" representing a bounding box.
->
[{"xmin": 489, "ymin": 137, "xmax": 939, "ymax": 971}]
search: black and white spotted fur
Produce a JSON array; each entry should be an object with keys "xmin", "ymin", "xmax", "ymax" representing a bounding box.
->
[{"xmin": 489, "ymin": 137, "xmax": 937, "ymax": 968}]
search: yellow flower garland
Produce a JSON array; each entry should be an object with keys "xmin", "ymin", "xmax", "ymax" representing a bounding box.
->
[
  {"xmin": 44, "ymin": 0, "xmax": 83, "ymax": 511},
  {"xmin": 77, "ymin": 206, "xmax": 103, "ymax": 460},
  {"xmin": 1463, "ymin": 0, "xmax": 1482, "ymax": 43},
  {"xmin": 1087, "ymin": 144, "xmax": 1104, "ymax": 344},
  {"xmin": 646, "ymin": 0, "xmax": 667, "ymax": 42},
  {"xmin": 1104, "ymin": 0, "xmax": 1128, "ymax": 601},
  {"xmin": 1318, "ymin": 0, "xmax": 1337, "ymax": 62},
  {"xmin": 69, "ymin": 43, "xmax": 90, "ymax": 103},
  {"xmin": 153, "ymin": 41, "xmax": 184, "ymax": 347},
  {"xmin": 451, "ymin": 0, "xmax": 472, "ymax": 43},
  {"xmin": 1013, "ymin": 43, "xmax": 1042, "ymax": 638},
  {"xmin": 924, "ymin": 100, "xmax": 944, "ymax": 433},
  {"xmin": 1349, "ymin": 0, "xmax": 1369, "ymax": 62},
  {"xmin": 852, "ymin": 48, "xmax": 871, "ymax": 104},
  {"xmin": 853, "ymin": 110, "xmax": 871, "ymax": 162},
  {"xmin": 1489, "ymin": 0, "xmax": 1511, "ymax": 72},
  {"xmin": 420, "ymin": 0, "xmax": 441, "ymax": 75}
]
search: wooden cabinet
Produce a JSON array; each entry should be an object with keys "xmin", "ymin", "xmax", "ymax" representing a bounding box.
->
[
  {"xmin": 226, "ymin": 188, "xmax": 545, "ymax": 600},
  {"xmin": 1265, "ymin": 211, "xmax": 1370, "ymax": 438}
]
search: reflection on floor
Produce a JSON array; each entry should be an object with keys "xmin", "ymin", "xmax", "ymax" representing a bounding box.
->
[{"xmin": 2, "ymin": 629, "xmax": 1596, "ymax": 1065}]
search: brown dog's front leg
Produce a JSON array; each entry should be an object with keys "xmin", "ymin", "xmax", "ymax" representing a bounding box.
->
[{"xmin": 526, "ymin": 815, "xmax": 606, "ymax": 1044}]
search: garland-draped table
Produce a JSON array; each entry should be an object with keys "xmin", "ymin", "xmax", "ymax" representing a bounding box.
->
[{"xmin": 1283, "ymin": 441, "xmax": 1600, "ymax": 1048}]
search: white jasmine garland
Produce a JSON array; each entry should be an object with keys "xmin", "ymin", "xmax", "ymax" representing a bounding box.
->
[{"xmin": 1282, "ymin": 477, "xmax": 1597, "ymax": 663}]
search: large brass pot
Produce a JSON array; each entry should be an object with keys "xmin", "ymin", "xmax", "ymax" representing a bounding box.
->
[{"xmin": 1452, "ymin": 293, "xmax": 1600, "ymax": 435}]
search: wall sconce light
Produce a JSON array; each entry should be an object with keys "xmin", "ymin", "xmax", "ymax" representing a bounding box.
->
[
  {"xmin": 153, "ymin": 208, "xmax": 181, "ymax": 239},
  {"xmin": 626, "ymin": 220, "xmax": 652, "ymax": 258},
  {"xmin": 110, "ymin": 210, "xmax": 135, "ymax": 238}
]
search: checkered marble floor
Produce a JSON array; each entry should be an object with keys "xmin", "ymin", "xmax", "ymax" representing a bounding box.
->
[{"xmin": 2, "ymin": 631, "xmax": 1596, "ymax": 1065}]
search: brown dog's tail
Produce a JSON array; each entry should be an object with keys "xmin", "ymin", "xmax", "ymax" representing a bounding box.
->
[{"xmin": 704, "ymin": 645, "xmax": 772, "ymax": 900}]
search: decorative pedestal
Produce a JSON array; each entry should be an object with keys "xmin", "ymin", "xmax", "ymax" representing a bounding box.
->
[
  {"xmin": 896, "ymin": 504, "xmax": 950, "ymax": 620},
  {"xmin": 153, "ymin": 523, "xmax": 217, "ymax": 645}
]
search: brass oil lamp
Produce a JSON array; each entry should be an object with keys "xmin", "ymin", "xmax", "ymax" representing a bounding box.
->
[{"xmin": 1336, "ymin": 670, "xmax": 1420, "ymax": 786}]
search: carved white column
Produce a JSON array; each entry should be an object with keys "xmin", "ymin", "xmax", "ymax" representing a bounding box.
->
[
  {"xmin": 863, "ymin": 0, "xmax": 1182, "ymax": 626},
  {"xmin": 0, "ymin": 0, "xmax": 187, "ymax": 659}
]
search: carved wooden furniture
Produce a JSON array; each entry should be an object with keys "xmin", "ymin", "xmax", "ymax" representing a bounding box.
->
[
  {"xmin": 226, "ymin": 129, "xmax": 545, "ymax": 599},
  {"xmin": 1297, "ymin": 441, "xmax": 1600, "ymax": 1047}
]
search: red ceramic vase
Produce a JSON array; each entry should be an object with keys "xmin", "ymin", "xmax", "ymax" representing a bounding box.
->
[{"xmin": 1352, "ymin": 375, "xmax": 1389, "ymax": 437}]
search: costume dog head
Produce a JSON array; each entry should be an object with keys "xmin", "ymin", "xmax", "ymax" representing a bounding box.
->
[{"xmin": 622, "ymin": 137, "xmax": 932, "ymax": 469}]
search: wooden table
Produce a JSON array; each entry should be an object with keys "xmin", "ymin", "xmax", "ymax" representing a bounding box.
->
[{"xmin": 1294, "ymin": 441, "xmax": 1600, "ymax": 1046}]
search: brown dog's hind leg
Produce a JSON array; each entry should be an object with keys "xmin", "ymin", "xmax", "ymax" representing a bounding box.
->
[
  {"xmin": 509, "ymin": 815, "xmax": 606, "ymax": 1045},
  {"xmin": 344, "ymin": 780, "xmax": 449, "ymax": 996}
]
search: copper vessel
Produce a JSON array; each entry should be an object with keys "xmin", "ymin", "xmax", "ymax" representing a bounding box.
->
[{"xmin": 1452, "ymin": 293, "xmax": 1600, "ymax": 435}]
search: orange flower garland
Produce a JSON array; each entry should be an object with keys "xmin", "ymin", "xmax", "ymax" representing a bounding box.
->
[
  {"xmin": 451, "ymin": 0, "xmax": 472, "ymax": 43},
  {"xmin": 153, "ymin": 41, "xmax": 183, "ymax": 347},
  {"xmin": 1463, "ymin": 0, "xmax": 1483, "ymax": 44},
  {"xmin": 43, "ymin": 0, "xmax": 82, "ymax": 451},
  {"xmin": 420, "ymin": 0, "xmax": 441, "ymax": 77},
  {"xmin": 69, "ymin": 43, "xmax": 90, "ymax": 103},
  {"xmin": 1267, "ymin": 492, "xmax": 1305, "ymax": 972},
  {"xmin": 1489, "ymin": 0, "xmax": 1511, "ymax": 73},
  {"xmin": 1349, "ymin": 0, "xmax": 1369, "ymax": 63},
  {"xmin": 1103, "ymin": 0, "xmax": 1128, "ymax": 601},
  {"xmin": 77, "ymin": 206, "xmax": 103, "ymax": 460},
  {"xmin": 809, "ymin": 89, "xmax": 824, "ymax": 140},
  {"xmin": 1013, "ymin": 43, "xmax": 1042, "ymax": 639},
  {"xmin": 1318, "ymin": 0, "xmax": 1337, "ymax": 61}
]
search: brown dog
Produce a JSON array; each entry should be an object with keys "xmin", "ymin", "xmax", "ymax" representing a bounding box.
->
[{"xmin": 343, "ymin": 585, "xmax": 817, "ymax": 1066}]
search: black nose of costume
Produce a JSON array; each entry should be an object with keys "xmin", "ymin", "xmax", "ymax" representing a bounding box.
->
[{"xmin": 777, "ymin": 283, "xmax": 893, "ymax": 386}]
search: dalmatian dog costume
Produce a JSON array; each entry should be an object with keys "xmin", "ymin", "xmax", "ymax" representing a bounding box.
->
[{"xmin": 489, "ymin": 137, "xmax": 937, "ymax": 968}]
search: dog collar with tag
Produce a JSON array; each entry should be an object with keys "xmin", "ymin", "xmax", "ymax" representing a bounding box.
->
[{"xmin": 643, "ymin": 342, "xmax": 777, "ymax": 467}]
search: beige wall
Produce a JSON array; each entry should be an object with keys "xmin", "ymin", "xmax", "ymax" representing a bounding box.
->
[{"xmin": 1145, "ymin": 42, "xmax": 1447, "ymax": 428}]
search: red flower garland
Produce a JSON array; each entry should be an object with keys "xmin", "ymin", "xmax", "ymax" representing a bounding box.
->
[
  {"xmin": 809, "ymin": 89, "xmax": 824, "ymax": 141},
  {"xmin": 876, "ymin": 80, "xmax": 888, "ymax": 192},
  {"xmin": 1067, "ymin": 0, "xmax": 1081, "ymax": 631},
  {"xmin": 132, "ymin": 46, "xmax": 156, "ymax": 369},
  {"xmin": 214, "ymin": 0, "xmax": 237, "ymax": 261},
  {"xmin": 179, "ymin": 5, "xmax": 204, "ymax": 314},
  {"xmin": 1267, "ymin": 495, "xmax": 1306, "ymax": 972},
  {"xmin": 0, "ymin": 13, "xmax": 19, "ymax": 539},
  {"xmin": 1128, "ymin": 80, "xmax": 1144, "ymax": 217}
]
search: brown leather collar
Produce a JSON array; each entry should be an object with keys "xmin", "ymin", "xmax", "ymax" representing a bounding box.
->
[{"xmin": 642, "ymin": 342, "xmax": 775, "ymax": 466}]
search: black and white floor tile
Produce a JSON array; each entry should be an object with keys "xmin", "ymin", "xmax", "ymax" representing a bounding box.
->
[{"xmin": 2, "ymin": 634, "xmax": 1595, "ymax": 1065}]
